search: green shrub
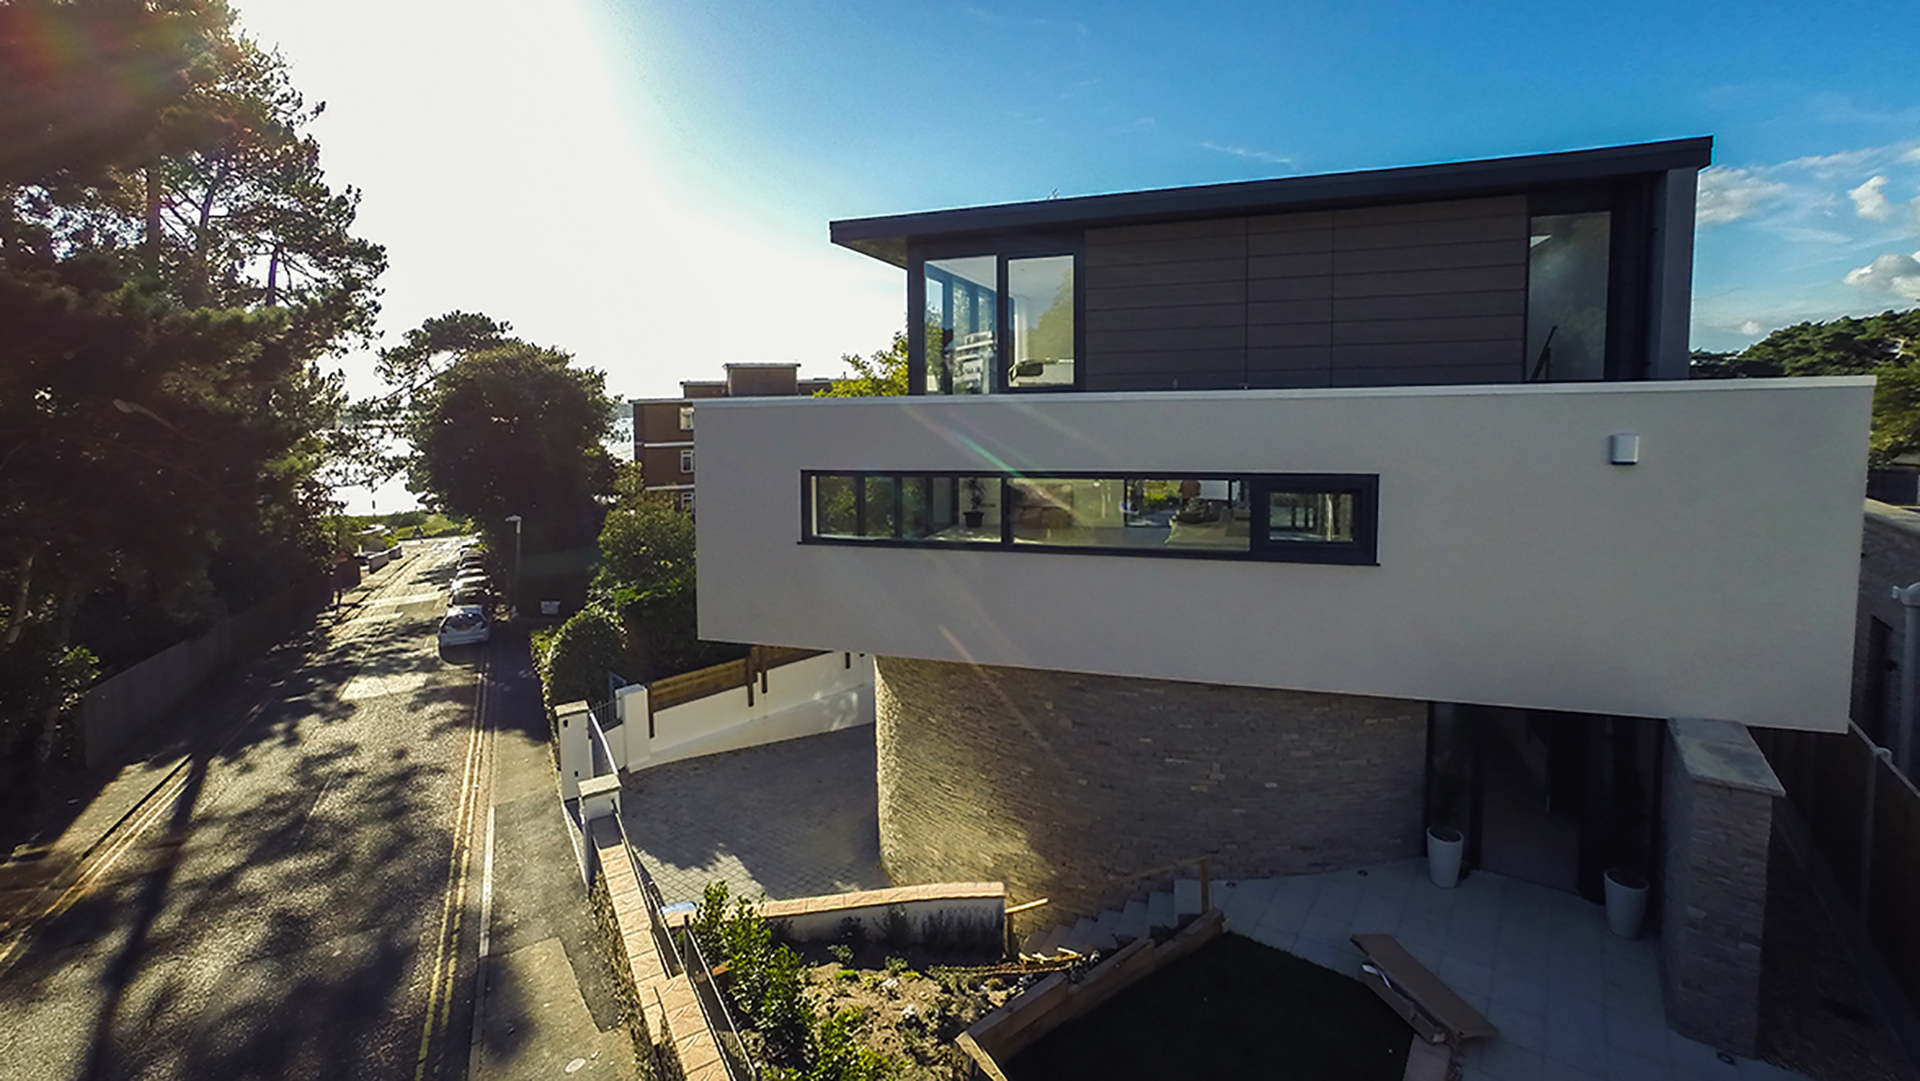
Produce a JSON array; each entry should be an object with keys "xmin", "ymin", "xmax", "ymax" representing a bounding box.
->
[{"xmin": 540, "ymin": 603, "xmax": 625, "ymax": 707}]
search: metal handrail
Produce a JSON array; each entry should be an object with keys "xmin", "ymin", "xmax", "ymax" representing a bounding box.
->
[{"xmin": 676, "ymin": 924, "xmax": 758, "ymax": 1081}]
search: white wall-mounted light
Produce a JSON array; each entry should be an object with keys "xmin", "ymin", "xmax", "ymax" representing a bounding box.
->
[{"xmin": 1609, "ymin": 432, "xmax": 1640, "ymax": 465}]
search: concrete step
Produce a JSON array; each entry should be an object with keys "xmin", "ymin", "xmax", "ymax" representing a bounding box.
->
[
  {"xmin": 1117, "ymin": 898, "xmax": 1149, "ymax": 943},
  {"xmin": 1094, "ymin": 908, "xmax": 1126, "ymax": 948},
  {"xmin": 1174, "ymin": 878, "xmax": 1203, "ymax": 918},
  {"xmin": 1024, "ymin": 924, "xmax": 1064, "ymax": 956},
  {"xmin": 1146, "ymin": 889, "xmax": 1175, "ymax": 931},
  {"xmin": 1061, "ymin": 916, "xmax": 1100, "ymax": 953}
]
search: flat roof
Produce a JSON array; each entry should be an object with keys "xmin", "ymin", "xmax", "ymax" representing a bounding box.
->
[{"xmin": 830, "ymin": 136, "xmax": 1712, "ymax": 267}]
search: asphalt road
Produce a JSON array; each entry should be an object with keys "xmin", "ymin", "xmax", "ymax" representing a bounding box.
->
[{"xmin": 0, "ymin": 540, "xmax": 527, "ymax": 1081}]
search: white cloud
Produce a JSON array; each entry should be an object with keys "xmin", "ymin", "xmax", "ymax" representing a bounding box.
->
[
  {"xmin": 1850, "ymin": 175, "xmax": 1895, "ymax": 220},
  {"xmin": 1696, "ymin": 166, "xmax": 1788, "ymax": 225},
  {"xmin": 1844, "ymin": 251, "xmax": 1920, "ymax": 301},
  {"xmin": 1739, "ymin": 320, "xmax": 1765, "ymax": 336},
  {"xmin": 1200, "ymin": 141, "xmax": 1291, "ymax": 166}
]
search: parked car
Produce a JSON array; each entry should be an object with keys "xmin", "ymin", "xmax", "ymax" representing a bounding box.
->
[
  {"xmin": 437, "ymin": 605, "xmax": 491, "ymax": 647},
  {"xmin": 450, "ymin": 571, "xmax": 491, "ymax": 596},
  {"xmin": 450, "ymin": 583, "xmax": 492, "ymax": 607}
]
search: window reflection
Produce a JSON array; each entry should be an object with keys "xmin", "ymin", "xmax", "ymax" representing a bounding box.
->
[
  {"xmin": 1526, "ymin": 212, "xmax": 1610, "ymax": 382},
  {"xmin": 1268, "ymin": 491, "xmax": 1354, "ymax": 543},
  {"xmin": 924, "ymin": 256, "xmax": 996, "ymax": 395},
  {"xmin": 1008, "ymin": 256, "xmax": 1074, "ymax": 388}
]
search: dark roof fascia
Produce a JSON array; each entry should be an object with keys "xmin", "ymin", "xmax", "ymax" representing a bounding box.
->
[{"xmin": 831, "ymin": 137, "xmax": 1713, "ymax": 267}]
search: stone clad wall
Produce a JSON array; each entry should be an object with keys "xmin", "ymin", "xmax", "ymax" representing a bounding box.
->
[
  {"xmin": 874, "ymin": 656, "xmax": 1427, "ymax": 926},
  {"xmin": 1659, "ymin": 718, "xmax": 1781, "ymax": 1057}
]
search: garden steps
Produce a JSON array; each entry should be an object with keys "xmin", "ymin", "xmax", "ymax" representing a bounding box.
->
[{"xmin": 1024, "ymin": 886, "xmax": 1184, "ymax": 958}]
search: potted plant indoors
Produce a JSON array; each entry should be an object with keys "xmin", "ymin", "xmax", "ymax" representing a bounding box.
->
[
  {"xmin": 963, "ymin": 478, "xmax": 988, "ymax": 529},
  {"xmin": 1427, "ymin": 825, "xmax": 1465, "ymax": 889}
]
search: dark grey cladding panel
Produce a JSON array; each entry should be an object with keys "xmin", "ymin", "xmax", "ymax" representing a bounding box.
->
[
  {"xmin": 1247, "ymin": 345, "xmax": 1334, "ymax": 370},
  {"xmin": 1247, "ymin": 225, "xmax": 1334, "ymax": 256},
  {"xmin": 1332, "ymin": 265, "xmax": 1527, "ymax": 299},
  {"xmin": 1083, "ymin": 258, "xmax": 1248, "ymax": 287},
  {"xmin": 1330, "ymin": 340, "xmax": 1524, "ymax": 370},
  {"xmin": 1248, "ymin": 276, "xmax": 1336, "ymax": 302},
  {"xmin": 1246, "ymin": 367, "xmax": 1334, "ymax": 389},
  {"xmin": 1087, "ymin": 348, "xmax": 1247, "ymax": 376},
  {"xmin": 1084, "ymin": 367, "xmax": 1247, "ymax": 391},
  {"xmin": 1085, "ymin": 217, "xmax": 1248, "ymax": 243},
  {"xmin": 1333, "ymin": 314, "xmax": 1526, "ymax": 346},
  {"xmin": 1331, "ymin": 363, "xmax": 1521, "ymax": 387},
  {"xmin": 1334, "ymin": 291, "xmax": 1524, "ymax": 321},
  {"xmin": 1083, "ymin": 280, "xmax": 1249, "ymax": 310},
  {"xmin": 1247, "ymin": 210, "xmax": 1335, "ymax": 233},
  {"xmin": 1334, "ymin": 215, "xmax": 1529, "ymax": 252},
  {"xmin": 1333, "ymin": 239, "xmax": 1524, "ymax": 275},
  {"xmin": 1088, "ymin": 326, "xmax": 1247, "ymax": 353},
  {"xmin": 1084, "ymin": 233, "xmax": 1248, "ymax": 267},
  {"xmin": 1248, "ymin": 299, "xmax": 1335, "ymax": 325},
  {"xmin": 1332, "ymin": 195, "xmax": 1524, "ymax": 228},
  {"xmin": 1087, "ymin": 303, "xmax": 1247, "ymax": 331},
  {"xmin": 1247, "ymin": 322, "xmax": 1334, "ymax": 349},
  {"xmin": 1247, "ymin": 252, "xmax": 1335, "ymax": 279}
]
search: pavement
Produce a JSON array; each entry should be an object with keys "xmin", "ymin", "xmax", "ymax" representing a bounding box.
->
[
  {"xmin": 0, "ymin": 540, "xmax": 635, "ymax": 1081},
  {"xmin": 615, "ymin": 724, "xmax": 888, "ymax": 906}
]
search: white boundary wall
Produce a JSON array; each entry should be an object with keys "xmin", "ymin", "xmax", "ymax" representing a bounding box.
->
[
  {"xmin": 695, "ymin": 379, "xmax": 1873, "ymax": 733},
  {"xmin": 597, "ymin": 651, "xmax": 875, "ymax": 772}
]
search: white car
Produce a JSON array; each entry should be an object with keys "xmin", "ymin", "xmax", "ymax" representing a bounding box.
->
[{"xmin": 437, "ymin": 605, "xmax": 491, "ymax": 647}]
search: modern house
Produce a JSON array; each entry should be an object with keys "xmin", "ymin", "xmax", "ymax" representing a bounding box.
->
[
  {"xmin": 631, "ymin": 362, "xmax": 832, "ymax": 513},
  {"xmin": 693, "ymin": 137, "xmax": 1875, "ymax": 1055}
]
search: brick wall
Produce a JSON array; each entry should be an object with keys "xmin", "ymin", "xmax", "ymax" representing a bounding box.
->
[
  {"xmin": 1855, "ymin": 502, "xmax": 1920, "ymax": 752},
  {"xmin": 874, "ymin": 656, "xmax": 1427, "ymax": 926},
  {"xmin": 1659, "ymin": 718, "xmax": 1780, "ymax": 1057}
]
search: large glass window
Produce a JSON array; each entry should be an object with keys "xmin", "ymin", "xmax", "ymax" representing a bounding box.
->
[
  {"xmin": 1526, "ymin": 212, "xmax": 1610, "ymax": 382},
  {"xmin": 802, "ymin": 471, "xmax": 1374, "ymax": 563},
  {"xmin": 922, "ymin": 251, "xmax": 1077, "ymax": 394},
  {"xmin": 1008, "ymin": 256, "xmax": 1074, "ymax": 388},
  {"xmin": 924, "ymin": 256, "xmax": 996, "ymax": 395}
]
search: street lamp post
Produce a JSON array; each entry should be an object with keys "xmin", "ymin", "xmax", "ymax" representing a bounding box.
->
[{"xmin": 505, "ymin": 514, "xmax": 522, "ymax": 618}]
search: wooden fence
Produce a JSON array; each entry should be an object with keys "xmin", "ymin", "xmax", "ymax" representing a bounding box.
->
[
  {"xmin": 1755, "ymin": 723, "xmax": 1920, "ymax": 1019},
  {"xmin": 644, "ymin": 645, "xmax": 824, "ymax": 715}
]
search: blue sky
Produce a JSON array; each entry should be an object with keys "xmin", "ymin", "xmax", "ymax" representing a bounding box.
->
[{"xmin": 231, "ymin": 0, "xmax": 1920, "ymax": 508}]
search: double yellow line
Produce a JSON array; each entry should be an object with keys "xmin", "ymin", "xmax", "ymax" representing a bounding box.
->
[{"xmin": 413, "ymin": 656, "xmax": 491, "ymax": 1080}]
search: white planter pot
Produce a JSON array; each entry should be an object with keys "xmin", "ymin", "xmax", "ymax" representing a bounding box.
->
[
  {"xmin": 1605, "ymin": 868, "xmax": 1650, "ymax": 939},
  {"xmin": 1427, "ymin": 826, "xmax": 1465, "ymax": 889}
]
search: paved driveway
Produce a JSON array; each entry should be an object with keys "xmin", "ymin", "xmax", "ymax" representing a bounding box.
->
[{"xmin": 615, "ymin": 726, "xmax": 887, "ymax": 906}]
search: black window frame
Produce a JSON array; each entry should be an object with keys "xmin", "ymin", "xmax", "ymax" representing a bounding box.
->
[
  {"xmin": 799, "ymin": 470, "xmax": 1378, "ymax": 565},
  {"xmin": 908, "ymin": 235, "xmax": 1084, "ymax": 396}
]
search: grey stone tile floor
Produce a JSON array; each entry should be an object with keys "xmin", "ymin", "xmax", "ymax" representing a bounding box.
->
[
  {"xmin": 1215, "ymin": 859, "xmax": 1809, "ymax": 1081},
  {"xmin": 611, "ymin": 727, "xmax": 1812, "ymax": 1080},
  {"xmin": 614, "ymin": 725, "xmax": 887, "ymax": 907}
]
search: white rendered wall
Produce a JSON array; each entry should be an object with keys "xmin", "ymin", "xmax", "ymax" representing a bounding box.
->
[
  {"xmin": 696, "ymin": 379, "xmax": 1872, "ymax": 732},
  {"xmin": 607, "ymin": 652, "xmax": 875, "ymax": 770}
]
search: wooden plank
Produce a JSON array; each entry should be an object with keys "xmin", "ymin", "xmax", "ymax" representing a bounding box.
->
[
  {"xmin": 647, "ymin": 659, "xmax": 749, "ymax": 712},
  {"xmin": 1351, "ymin": 932, "xmax": 1496, "ymax": 1044}
]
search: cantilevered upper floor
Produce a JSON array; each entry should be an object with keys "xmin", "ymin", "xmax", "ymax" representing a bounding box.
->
[{"xmin": 831, "ymin": 137, "xmax": 1710, "ymax": 394}]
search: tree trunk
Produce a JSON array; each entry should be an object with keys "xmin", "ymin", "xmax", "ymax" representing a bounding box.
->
[
  {"xmin": 4, "ymin": 546, "xmax": 36, "ymax": 647},
  {"xmin": 144, "ymin": 161, "xmax": 162, "ymax": 275}
]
